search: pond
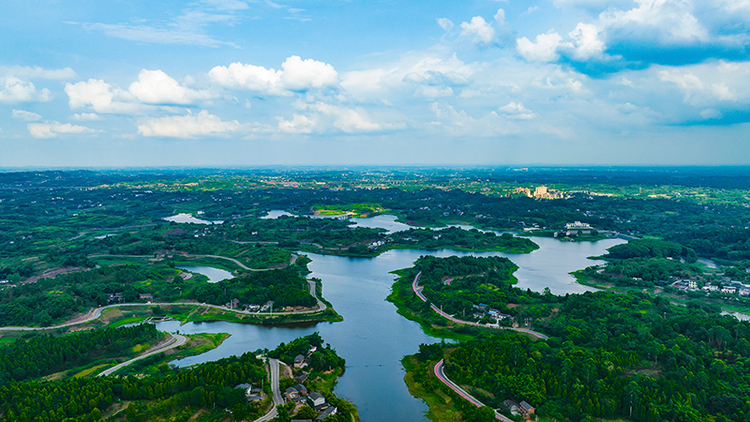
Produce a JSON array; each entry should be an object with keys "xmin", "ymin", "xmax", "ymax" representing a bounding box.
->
[
  {"xmin": 177, "ymin": 266, "xmax": 234, "ymax": 283},
  {"xmin": 164, "ymin": 213, "xmax": 224, "ymax": 225},
  {"xmin": 157, "ymin": 217, "xmax": 624, "ymax": 422}
]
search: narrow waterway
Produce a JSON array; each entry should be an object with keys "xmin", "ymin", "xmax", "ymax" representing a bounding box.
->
[{"xmin": 157, "ymin": 219, "xmax": 624, "ymax": 422}]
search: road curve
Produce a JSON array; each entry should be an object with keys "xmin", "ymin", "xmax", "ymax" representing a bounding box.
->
[
  {"xmin": 88, "ymin": 253, "xmax": 299, "ymax": 272},
  {"xmin": 98, "ymin": 333, "xmax": 187, "ymax": 377},
  {"xmin": 434, "ymin": 359, "xmax": 513, "ymax": 422},
  {"xmin": 412, "ymin": 272, "xmax": 549, "ymax": 340},
  {"xmin": 0, "ymin": 296, "xmax": 328, "ymax": 332},
  {"xmin": 255, "ymin": 358, "xmax": 283, "ymax": 422}
]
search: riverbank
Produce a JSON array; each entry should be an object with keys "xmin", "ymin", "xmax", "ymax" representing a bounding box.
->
[
  {"xmin": 573, "ymin": 270, "xmax": 750, "ymax": 319},
  {"xmin": 0, "ymin": 301, "xmax": 342, "ymax": 333}
]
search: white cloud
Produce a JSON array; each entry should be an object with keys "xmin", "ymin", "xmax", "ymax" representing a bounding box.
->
[
  {"xmin": 72, "ymin": 113, "xmax": 104, "ymax": 121},
  {"xmin": 700, "ymin": 108, "xmax": 722, "ymax": 119},
  {"xmin": 279, "ymin": 56, "xmax": 339, "ymax": 91},
  {"xmin": 341, "ymin": 48, "xmax": 477, "ymax": 102},
  {"xmin": 599, "ymin": 0, "xmax": 708, "ymax": 43},
  {"xmin": 429, "ymin": 102, "xmax": 515, "ymax": 137},
  {"xmin": 494, "ymin": 9, "xmax": 506, "ymax": 25},
  {"xmin": 711, "ymin": 83, "xmax": 736, "ymax": 101},
  {"xmin": 655, "ymin": 61, "xmax": 750, "ymax": 106},
  {"xmin": 415, "ymin": 85, "xmax": 454, "ymax": 98},
  {"xmin": 209, "ymin": 55, "xmax": 338, "ymax": 95},
  {"xmin": 129, "ymin": 69, "xmax": 214, "ymax": 105},
  {"xmin": 437, "ymin": 18, "xmax": 454, "ymax": 32},
  {"xmin": 517, "ymin": 32, "xmax": 563, "ymax": 62},
  {"xmin": 0, "ymin": 77, "xmax": 52, "ymax": 103},
  {"xmin": 498, "ymin": 102, "xmax": 536, "ymax": 119},
  {"xmin": 0, "ymin": 66, "xmax": 77, "ymax": 80},
  {"xmin": 27, "ymin": 121, "xmax": 95, "ymax": 139},
  {"xmin": 460, "ymin": 16, "xmax": 495, "ymax": 44},
  {"xmin": 209, "ymin": 62, "xmax": 284, "ymax": 94},
  {"xmin": 65, "ymin": 79, "xmax": 144, "ymax": 114},
  {"xmin": 278, "ymin": 114, "xmax": 316, "ymax": 134},
  {"xmin": 11, "ymin": 109, "xmax": 42, "ymax": 122},
  {"xmin": 278, "ymin": 101, "xmax": 397, "ymax": 134},
  {"xmin": 567, "ymin": 23, "xmax": 605, "ymax": 60},
  {"xmin": 619, "ymin": 77, "xmax": 634, "ymax": 87},
  {"xmin": 137, "ymin": 110, "xmax": 242, "ymax": 138}
]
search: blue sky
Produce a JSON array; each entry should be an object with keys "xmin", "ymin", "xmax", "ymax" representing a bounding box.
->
[{"xmin": 2, "ymin": 0, "xmax": 750, "ymax": 167}]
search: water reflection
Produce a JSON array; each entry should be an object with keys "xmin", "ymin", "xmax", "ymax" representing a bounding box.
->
[{"xmin": 159, "ymin": 232, "xmax": 622, "ymax": 421}]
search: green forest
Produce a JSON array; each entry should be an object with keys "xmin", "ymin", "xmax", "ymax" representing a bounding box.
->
[
  {"xmin": 0, "ymin": 261, "xmax": 318, "ymax": 327},
  {"xmin": 1, "ymin": 350, "xmax": 269, "ymax": 422},
  {"xmin": 439, "ymin": 291, "xmax": 750, "ymax": 422},
  {"xmin": 0, "ymin": 324, "xmax": 162, "ymax": 385}
]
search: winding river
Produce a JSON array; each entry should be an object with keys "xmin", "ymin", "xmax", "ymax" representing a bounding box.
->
[{"xmin": 157, "ymin": 218, "xmax": 624, "ymax": 422}]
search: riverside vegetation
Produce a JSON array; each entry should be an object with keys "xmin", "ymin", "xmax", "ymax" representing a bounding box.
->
[
  {"xmin": 395, "ymin": 256, "xmax": 750, "ymax": 422},
  {"xmin": 5, "ymin": 168, "xmax": 750, "ymax": 421}
]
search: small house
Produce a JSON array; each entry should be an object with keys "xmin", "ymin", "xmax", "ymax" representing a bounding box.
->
[
  {"xmin": 294, "ymin": 354, "xmax": 308, "ymax": 369},
  {"xmin": 519, "ymin": 401, "xmax": 535, "ymax": 419},
  {"xmin": 503, "ymin": 400, "xmax": 520, "ymax": 416},
  {"xmin": 294, "ymin": 384, "xmax": 308, "ymax": 396},
  {"xmin": 285, "ymin": 387, "xmax": 300, "ymax": 401},
  {"xmin": 314, "ymin": 406, "xmax": 338, "ymax": 421},
  {"xmin": 139, "ymin": 293, "xmax": 153, "ymax": 301},
  {"xmin": 307, "ymin": 392, "xmax": 325, "ymax": 408}
]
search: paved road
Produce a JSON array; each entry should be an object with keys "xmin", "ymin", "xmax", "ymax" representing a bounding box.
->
[
  {"xmin": 98, "ymin": 333, "xmax": 187, "ymax": 377},
  {"xmin": 89, "ymin": 253, "xmax": 298, "ymax": 272},
  {"xmin": 412, "ymin": 272, "xmax": 549, "ymax": 340},
  {"xmin": 434, "ymin": 359, "xmax": 513, "ymax": 422},
  {"xmin": 0, "ymin": 296, "xmax": 327, "ymax": 332},
  {"xmin": 255, "ymin": 358, "xmax": 283, "ymax": 422}
]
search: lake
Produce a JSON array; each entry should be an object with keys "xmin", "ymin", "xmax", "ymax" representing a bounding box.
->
[{"xmin": 157, "ymin": 218, "xmax": 624, "ymax": 422}]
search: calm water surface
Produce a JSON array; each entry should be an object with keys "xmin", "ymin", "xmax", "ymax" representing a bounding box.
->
[
  {"xmin": 157, "ymin": 218, "xmax": 624, "ymax": 422},
  {"xmin": 177, "ymin": 266, "xmax": 233, "ymax": 283},
  {"xmin": 164, "ymin": 213, "xmax": 223, "ymax": 225}
]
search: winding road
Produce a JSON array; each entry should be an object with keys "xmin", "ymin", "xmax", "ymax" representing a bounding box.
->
[
  {"xmin": 434, "ymin": 359, "xmax": 513, "ymax": 422},
  {"xmin": 98, "ymin": 333, "xmax": 187, "ymax": 377},
  {"xmin": 88, "ymin": 253, "xmax": 299, "ymax": 272},
  {"xmin": 412, "ymin": 272, "xmax": 549, "ymax": 340},
  {"xmin": 255, "ymin": 358, "xmax": 283, "ymax": 422},
  {"xmin": 0, "ymin": 292, "xmax": 326, "ymax": 332}
]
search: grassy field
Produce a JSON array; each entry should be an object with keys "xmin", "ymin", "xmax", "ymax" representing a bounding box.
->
[{"xmin": 401, "ymin": 356, "xmax": 462, "ymax": 422}]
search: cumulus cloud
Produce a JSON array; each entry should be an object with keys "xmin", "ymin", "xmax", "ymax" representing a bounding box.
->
[
  {"xmin": 0, "ymin": 66, "xmax": 77, "ymax": 80},
  {"xmin": 567, "ymin": 23, "xmax": 605, "ymax": 60},
  {"xmin": 11, "ymin": 109, "xmax": 42, "ymax": 122},
  {"xmin": 65, "ymin": 79, "xmax": 144, "ymax": 114},
  {"xmin": 657, "ymin": 61, "xmax": 749, "ymax": 105},
  {"xmin": 341, "ymin": 48, "xmax": 477, "ymax": 102},
  {"xmin": 437, "ymin": 18, "xmax": 454, "ymax": 31},
  {"xmin": 517, "ymin": 32, "xmax": 563, "ymax": 62},
  {"xmin": 137, "ymin": 110, "xmax": 242, "ymax": 138},
  {"xmin": 0, "ymin": 77, "xmax": 52, "ymax": 103},
  {"xmin": 415, "ymin": 85, "xmax": 454, "ymax": 98},
  {"xmin": 494, "ymin": 9, "xmax": 506, "ymax": 25},
  {"xmin": 279, "ymin": 56, "xmax": 339, "ymax": 91},
  {"xmin": 208, "ymin": 55, "xmax": 338, "ymax": 95},
  {"xmin": 700, "ymin": 108, "xmax": 722, "ymax": 119},
  {"xmin": 498, "ymin": 102, "xmax": 536, "ymax": 119},
  {"xmin": 27, "ymin": 121, "xmax": 95, "ymax": 139},
  {"xmin": 72, "ymin": 113, "xmax": 104, "ymax": 121},
  {"xmin": 129, "ymin": 69, "xmax": 214, "ymax": 105},
  {"xmin": 460, "ymin": 16, "xmax": 495, "ymax": 44},
  {"xmin": 429, "ymin": 102, "xmax": 515, "ymax": 137},
  {"xmin": 599, "ymin": 0, "xmax": 708, "ymax": 43},
  {"xmin": 278, "ymin": 101, "xmax": 396, "ymax": 134}
]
